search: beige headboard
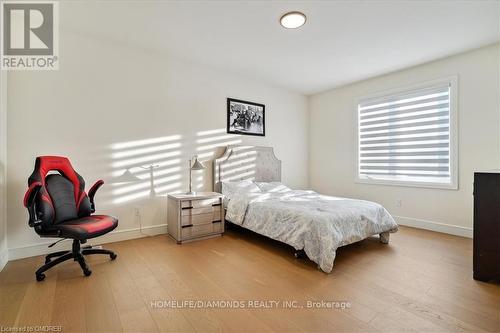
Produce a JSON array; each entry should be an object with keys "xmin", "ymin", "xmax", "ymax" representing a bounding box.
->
[{"xmin": 213, "ymin": 145, "xmax": 282, "ymax": 193}]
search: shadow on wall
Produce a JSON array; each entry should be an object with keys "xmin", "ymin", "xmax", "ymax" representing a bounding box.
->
[
  {"xmin": 216, "ymin": 146, "xmax": 259, "ymax": 183},
  {"xmin": 10, "ymin": 130, "xmax": 263, "ymax": 242},
  {"xmin": 106, "ymin": 128, "xmax": 257, "ymax": 204}
]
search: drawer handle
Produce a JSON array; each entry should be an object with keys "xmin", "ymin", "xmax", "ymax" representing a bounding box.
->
[
  {"xmin": 181, "ymin": 206, "xmax": 193, "ymax": 210},
  {"xmin": 212, "ymin": 203, "xmax": 221, "ymax": 207},
  {"xmin": 212, "ymin": 220, "xmax": 222, "ymax": 224},
  {"xmin": 182, "ymin": 224, "xmax": 193, "ymax": 228}
]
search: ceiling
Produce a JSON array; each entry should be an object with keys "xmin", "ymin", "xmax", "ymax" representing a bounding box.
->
[{"xmin": 61, "ymin": 1, "xmax": 500, "ymax": 95}]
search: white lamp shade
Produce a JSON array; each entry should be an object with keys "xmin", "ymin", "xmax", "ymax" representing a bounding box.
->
[{"xmin": 191, "ymin": 158, "xmax": 206, "ymax": 170}]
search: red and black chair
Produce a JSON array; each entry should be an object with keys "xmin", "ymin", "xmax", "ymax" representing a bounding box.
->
[{"xmin": 23, "ymin": 156, "xmax": 118, "ymax": 281}]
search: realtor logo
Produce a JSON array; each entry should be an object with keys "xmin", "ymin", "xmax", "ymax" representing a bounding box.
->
[{"xmin": 1, "ymin": 1, "xmax": 59, "ymax": 70}]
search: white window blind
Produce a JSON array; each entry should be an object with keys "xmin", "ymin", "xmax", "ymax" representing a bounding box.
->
[{"xmin": 357, "ymin": 80, "xmax": 457, "ymax": 188}]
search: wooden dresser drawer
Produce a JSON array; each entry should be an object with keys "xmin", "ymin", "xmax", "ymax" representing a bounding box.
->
[
  {"xmin": 182, "ymin": 212, "xmax": 212, "ymax": 226},
  {"xmin": 181, "ymin": 206, "xmax": 213, "ymax": 216},
  {"xmin": 181, "ymin": 221, "xmax": 223, "ymax": 239},
  {"xmin": 181, "ymin": 198, "xmax": 220, "ymax": 209},
  {"xmin": 181, "ymin": 210, "xmax": 221, "ymax": 226}
]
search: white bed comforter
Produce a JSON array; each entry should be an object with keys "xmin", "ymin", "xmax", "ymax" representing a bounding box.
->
[{"xmin": 226, "ymin": 190, "xmax": 398, "ymax": 273}]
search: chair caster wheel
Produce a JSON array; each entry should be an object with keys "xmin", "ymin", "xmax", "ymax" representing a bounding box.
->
[
  {"xmin": 110, "ymin": 253, "xmax": 117, "ymax": 260},
  {"xmin": 83, "ymin": 269, "xmax": 92, "ymax": 277},
  {"xmin": 36, "ymin": 273, "xmax": 46, "ymax": 282}
]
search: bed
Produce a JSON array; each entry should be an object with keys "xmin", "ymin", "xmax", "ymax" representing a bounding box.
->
[{"xmin": 213, "ymin": 145, "xmax": 398, "ymax": 273}]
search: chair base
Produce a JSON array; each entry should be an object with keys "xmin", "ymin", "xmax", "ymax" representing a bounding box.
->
[{"xmin": 36, "ymin": 239, "xmax": 117, "ymax": 281}]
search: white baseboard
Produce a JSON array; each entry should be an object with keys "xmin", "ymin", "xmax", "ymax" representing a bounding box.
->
[
  {"xmin": 0, "ymin": 242, "xmax": 8, "ymax": 272},
  {"xmin": 8, "ymin": 224, "xmax": 167, "ymax": 261},
  {"xmin": 394, "ymin": 215, "xmax": 472, "ymax": 238},
  {"xmin": 5, "ymin": 216, "xmax": 472, "ymax": 261}
]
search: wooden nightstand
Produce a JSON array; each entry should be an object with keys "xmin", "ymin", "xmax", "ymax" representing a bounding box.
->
[{"xmin": 167, "ymin": 192, "xmax": 224, "ymax": 243}]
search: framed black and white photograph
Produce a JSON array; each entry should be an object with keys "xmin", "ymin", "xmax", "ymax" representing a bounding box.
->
[{"xmin": 227, "ymin": 98, "xmax": 265, "ymax": 136}]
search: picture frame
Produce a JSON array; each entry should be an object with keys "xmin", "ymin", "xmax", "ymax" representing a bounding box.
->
[{"xmin": 227, "ymin": 98, "xmax": 265, "ymax": 136}]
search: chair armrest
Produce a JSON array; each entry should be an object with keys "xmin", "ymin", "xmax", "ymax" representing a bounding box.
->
[
  {"xmin": 88, "ymin": 180, "xmax": 104, "ymax": 212},
  {"xmin": 23, "ymin": 182, "xmax": 43, "ymax": 227}
]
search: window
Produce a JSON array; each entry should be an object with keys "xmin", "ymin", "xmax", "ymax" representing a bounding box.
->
[{"xmin": 357, "ymin": 77, "xmax": 458, "ymax": 189}]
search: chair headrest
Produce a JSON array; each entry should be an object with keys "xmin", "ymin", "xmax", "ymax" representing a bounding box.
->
[{"xmin": 28, "ymin": 156, "xmax": 84, "ymax": 203}]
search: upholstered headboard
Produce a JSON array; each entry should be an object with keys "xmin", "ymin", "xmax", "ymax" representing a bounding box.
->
[{"xmin": 213, "ymin": 145, "xmax": 281, "ymax": 193}]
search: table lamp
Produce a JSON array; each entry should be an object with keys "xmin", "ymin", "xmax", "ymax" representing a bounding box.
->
[{"xmin": 188, "ymin": 156, "xmax": 206, "ymax": 195}]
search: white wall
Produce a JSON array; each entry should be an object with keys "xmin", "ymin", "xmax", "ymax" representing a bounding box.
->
[
  {"xmin": 0, "ymin": 68, "xmax": 7, "ymax": 270},
  {"xmin": 309, "ymin": 43, "xmax": 500, "ymax": 237},
  {"xmin": 6, "ymin": 29, "xmax": 308, "ymax": 259}
]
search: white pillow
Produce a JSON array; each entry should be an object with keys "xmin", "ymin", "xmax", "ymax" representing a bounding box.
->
[
  {"xmin": 222, "ymin": 180, "xmax": 261, "ymax": 199},
  {"xmin": 254, "ymin": 181, "xmax": 291, "ymax": 193}
]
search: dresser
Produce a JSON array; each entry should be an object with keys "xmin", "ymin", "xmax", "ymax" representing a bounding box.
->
[
  {"xmin": 473, "ymin": 172, "xmax": 500, "ymax": 282},
  {"xmin": 167, "ymin": 192, "xmax": 224, "ymax": 243}
]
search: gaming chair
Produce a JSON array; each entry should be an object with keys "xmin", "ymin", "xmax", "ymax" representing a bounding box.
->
[{"xmin": 23, "ymin": 156, "xmax": 118, "ymax": 281}]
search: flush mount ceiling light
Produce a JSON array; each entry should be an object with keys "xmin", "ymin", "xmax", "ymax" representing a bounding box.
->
[{"xmin": 280, "ymin": 11, "xmax": 307, "ymax": 29}]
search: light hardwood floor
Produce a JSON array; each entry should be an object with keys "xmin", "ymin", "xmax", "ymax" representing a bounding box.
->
[{"xmin": 0, "ymin": 226, "xmax": 499, "ymax": 333}]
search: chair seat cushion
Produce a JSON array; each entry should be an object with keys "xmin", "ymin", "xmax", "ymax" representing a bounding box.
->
[{"xmin": 52, "ymin": 215, "xmax": 118, "ymax": 240}]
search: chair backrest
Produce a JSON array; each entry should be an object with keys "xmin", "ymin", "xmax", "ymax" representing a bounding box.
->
[{"xmin": 28, "ymin": 156, "xmax": 92, "ymax": 225}]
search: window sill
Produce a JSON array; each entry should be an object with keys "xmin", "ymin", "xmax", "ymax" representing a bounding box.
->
[{"xmin": 355, "ymin": 177, "xmax": 458, "ymax": 190}]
